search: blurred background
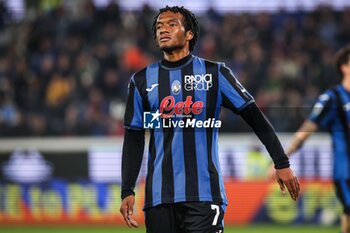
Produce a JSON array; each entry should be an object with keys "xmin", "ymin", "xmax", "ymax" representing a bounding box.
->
[{"xmin": 0, "ymin": 0, "xmax": 349, "ymax": 232}]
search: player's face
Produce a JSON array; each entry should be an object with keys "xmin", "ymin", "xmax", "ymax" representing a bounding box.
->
[{"xmin": 155, "ymin": 11, "xmax": 192, "ymax": 53}]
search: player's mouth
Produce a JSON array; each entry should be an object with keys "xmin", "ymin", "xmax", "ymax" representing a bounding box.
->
[{"xmin": 160, "ymin": 36, "xmax": 171, "ymax": 42}]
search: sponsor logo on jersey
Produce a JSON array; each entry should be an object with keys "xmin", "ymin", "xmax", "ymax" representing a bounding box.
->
[
  {"xmin": 171, "ymin": 80, "xmax": 181, "ymax": 95},
  {"xmin": 310, "ymin": 102, "xmax": 324, "ymax": 118},
  {"xmin": 343, "ymin": 102, "xmax": 350, "ymax": 111},
  {"xmin": 146, "ymin": 83, "xmax": 159, "ymax": 92},
  {"xmin": 160, "ymin": 96, "xmax": 203, "ymax": 118},
  {"xmin": 143, "ymin": 96, "xmax": 221, "ymax": 129},
  {"xmin": 319, "ymin": 93, "xmax": 330, "ymax": 101},
  {"xmin": 310, "ymin": 94, "xmax": 329, "ymax": 118},
  {"xmin": 184, "ymin": 74, "xmax": 212, "ymax": 91}
]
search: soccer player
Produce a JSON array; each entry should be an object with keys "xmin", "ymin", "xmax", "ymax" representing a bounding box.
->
[
  {"xmin": 285, "ymin": 45, "xmax": 350, "ymax": 233},
  {"xmin": 120, "ymin": 6, "xmax": 300, "ymax": 233}
]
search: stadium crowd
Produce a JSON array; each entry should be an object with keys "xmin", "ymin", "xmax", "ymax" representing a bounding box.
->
[{"xmin": 0, "ymin": 1, "xmax": 349, "ymax": 137}]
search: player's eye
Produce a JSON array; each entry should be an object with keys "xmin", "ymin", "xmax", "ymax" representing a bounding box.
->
[{"xmin": 170, "ymin": 23, "xmax": 176, "ymax": 27}]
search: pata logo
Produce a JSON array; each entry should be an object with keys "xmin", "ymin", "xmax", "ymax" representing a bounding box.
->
[
  {"xmin": 184, "ymin": 74, "xmax": 212, "ymax": 91},
  {"xmin": 344, "ymin": 103, "xmax": 350, "ymax": 111}
]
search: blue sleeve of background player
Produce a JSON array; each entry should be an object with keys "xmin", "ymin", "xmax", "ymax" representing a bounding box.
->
[{"xmin": 308, "ymin": 91, "xmax": 336, "ymax": 129}]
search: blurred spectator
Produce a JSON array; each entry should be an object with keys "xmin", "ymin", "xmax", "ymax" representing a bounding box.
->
[
  {"xmin": 0, "ymin": 80, "xmax": 21, "ymax": 131},
  {"xmin": 0, "ymin": 1, "xmax": 9, "ymax": 30},
  {"xmin": 122, "ymin": 44, "xmax": 150, "ymax": 72},
  {"xmin": 84, "ymin": 87, "xmax": 109, "ymax": 135},
  {"xmin": 245, "ymin": 146, "xmax": 270, "ymax": 181}
]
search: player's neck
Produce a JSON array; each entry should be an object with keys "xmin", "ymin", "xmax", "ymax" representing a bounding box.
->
[
  {"xmin": 341, "ymin": 76, "xmax": 350, "ymax": 92},
  {"xmin": 161, "ymin": 53, "xmax": 192, "ymax": 68},
  {"xmin": 163, "ymin": 48, "xmax": 190, "ymax": 62}
]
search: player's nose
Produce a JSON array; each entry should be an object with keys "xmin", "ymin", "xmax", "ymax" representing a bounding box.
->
[{"xmin": 160, "ymin": 29, "xmax": 169, "ymax": 35}]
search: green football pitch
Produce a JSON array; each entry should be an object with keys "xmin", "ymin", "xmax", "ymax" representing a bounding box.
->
[{"xmin": 0, "ymin": 225, "xmax": 339, "ymax": 233}]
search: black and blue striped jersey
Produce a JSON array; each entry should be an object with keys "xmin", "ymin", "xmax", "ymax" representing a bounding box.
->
[
  {"xmin": 309, "ymin": 84, "xmax": 350, "ymax": 180},
  {"xmin": 124, "ymin": 54, "xmax": 255, "ymax": 208}
]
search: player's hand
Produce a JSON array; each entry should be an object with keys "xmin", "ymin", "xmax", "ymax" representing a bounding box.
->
[
  {"xmin": 275, "ymin": 167, "xmax": 300, "ymax": 201},
  {"xmin": 267, "ymin": 164, "xmax": 276, "ymax": 181},
  {"xmin": 120, "ymin": 195, "xmax": 139, "ymax": 228}
]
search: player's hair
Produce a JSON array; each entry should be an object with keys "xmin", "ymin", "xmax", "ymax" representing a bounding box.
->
[
  {"xmin": 152, "ymin": 6, "xmax": 200, "ymax": 52},
  {"xmin": 334, "ymin": 45, "xmax": 350, "ymax": 77}
]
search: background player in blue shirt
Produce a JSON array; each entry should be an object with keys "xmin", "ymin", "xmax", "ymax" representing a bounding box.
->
[
  {"xmin": 120, "ymin": 6, "xmax": 300, "ymax": 233},
  {"xmin": 286, "ymin": 45, "xmax": 350, "ymax": 233}
]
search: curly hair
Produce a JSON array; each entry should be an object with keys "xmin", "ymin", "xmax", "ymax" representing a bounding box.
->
[
  {"xmin": 335, "ymin": 45, "xmax": 350, "ymax": 77},
  {"xmin": 152, "ymin": 6, "xmax": 200, "ymax": 52}
]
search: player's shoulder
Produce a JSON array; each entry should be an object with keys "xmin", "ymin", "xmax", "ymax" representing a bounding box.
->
[
  {"xmin": 193, "ymin": 56, "xmax": 231, "ymax": 76},
  {"xmin": 132, "ymin": 66, "xmax": 148, "ymax": 83},
  {"xmin": 194, "ymin": 56, "xmax": 223, "ymax": 67},
  {"xmin": 132, "ymin": 62, "xmax": 160, "ymax": 86},
  {"xmin": 325, "ymin": 85, "xmax": 344, "ymax": 98},
  {"xmin": 310, "ymin": 87, "xmax": 339, "ymax": 120},
  {"xmin": 317, "ymin": 87, "xmax": 338, "ymax": 103}
]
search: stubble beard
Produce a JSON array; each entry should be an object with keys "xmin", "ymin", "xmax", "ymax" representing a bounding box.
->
[{"xmin": 159, "ymin": 43, "xmax": 184, "ymax": 54}]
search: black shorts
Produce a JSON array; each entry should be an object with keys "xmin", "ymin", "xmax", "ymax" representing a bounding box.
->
[
  {"xmin": 145, "ymin": 202, "xmax": 226, "ymax": 233},
  {"xmin": 334, "ymin": 180, "xmax": 350, "ymax": 214}
]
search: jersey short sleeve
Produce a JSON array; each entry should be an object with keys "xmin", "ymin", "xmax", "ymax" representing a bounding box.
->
[
  {"xmin": 124, "ymin": 76, "xmax": 144, "ymax": 130},
  {"xmin": 308, "ymin": 90, "xmax": 336, "ymax": 129},
  {"xmin": 218, "ymin": 64, "xmax": 254, "ymax": 113}
]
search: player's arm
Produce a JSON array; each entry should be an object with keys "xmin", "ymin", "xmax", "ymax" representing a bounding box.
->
[
  {"xmin": 288, "ymin": 91, "xmax": 333, "ymax": 156},
  {"xmin": 120, "ymin": 128, "xmax": 144, "ymax": 228},
  {"xmin": 121, "ymin": 129, "xmax": 145, "ymax": 199},
  {"xmin": 240, "ymin": 104, "xmax": 288, "ymax": 168},
  {"xmin": 287, "ymin": 120, "xmax": 318, "ymax": 156},
  {"xmin": 218, "ymin": 64, "xmax": 299, "ymax": 200},
  {"xmin": 239, "ymin": 103, "xmax": 300, "ymax": 201},
  {"xmin": 120, "ymin": 77, "xmax": 145, "ymax": 228}
]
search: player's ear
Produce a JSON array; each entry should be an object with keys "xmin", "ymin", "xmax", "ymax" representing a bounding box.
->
[
  {"xmin": 185, "ymin": 30, "xmax": 194, "ymax": 41},
  {"xmin": 340, "ymin": 63, "xmax": 348, "ymax": 75}
]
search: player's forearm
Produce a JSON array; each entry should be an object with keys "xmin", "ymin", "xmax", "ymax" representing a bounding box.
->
[
  {"xmin": 121, "ymin": 129, "xmax": 145, "ymax": 200},
  {"xmin": 240, "ymin": 103, "xmax": 290, "ymax": 169},
  {"xmin": 287, "ymin": 120, "xmax": 318, "ymax": 156}
]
